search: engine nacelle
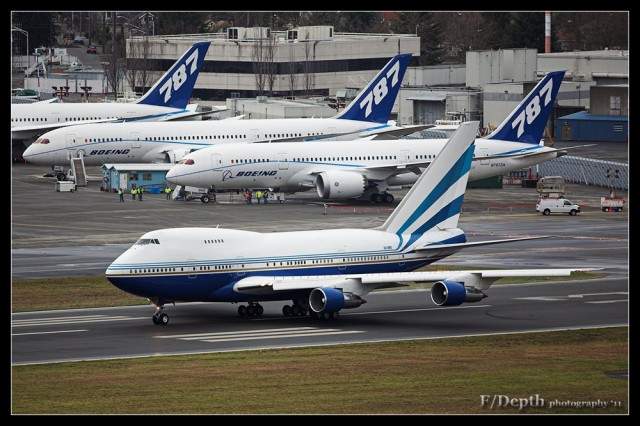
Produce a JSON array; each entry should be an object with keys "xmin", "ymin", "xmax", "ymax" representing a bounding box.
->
[
  {"xmin": 164, "ymin": 149, "xmax": 194, "ymax": 163},
  {"xmin": 308, "ymin": 288, "xmax": 365, "ymax": 313},
  {"xmin": 316, "ymin": 170, "xmax": 367, "ymax": 199},
  {"xmin": 430, "ymin": 280, "xmax": 487, "ymax": 306}
]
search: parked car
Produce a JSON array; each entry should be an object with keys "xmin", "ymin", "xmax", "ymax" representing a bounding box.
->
[{"xmin": 87, "ymin": 45, "xmax": 97, "ymax": 54}]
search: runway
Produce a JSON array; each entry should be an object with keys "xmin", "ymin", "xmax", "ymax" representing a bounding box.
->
[
  {"xmin": 11, "ymin": 161, "xmax": 629, "ymax": 366},
  {"xmin": 11, "ymin": 277, "xmax": 628, "ymax": 365}
]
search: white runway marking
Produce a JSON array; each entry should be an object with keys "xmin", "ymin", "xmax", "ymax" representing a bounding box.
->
[
  {"xmin": 156, "ymin": 326, "xmax": 364, "ymax": 343},
  {"xmin": 13, "ymin": 329, "xmax": 88, "ymax": 336},
  {"xmin": 12, "ymin": 315, "xmax": 145, "ymax": 327}
]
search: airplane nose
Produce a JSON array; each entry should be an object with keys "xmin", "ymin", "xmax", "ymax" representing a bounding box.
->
[
  {"xmin": 165, "ymin": 168, "xmax": 178, "ymax": 183},
  {"xmin": 22, "ymin": 145, "xmax": 36, "ymax": 162}
]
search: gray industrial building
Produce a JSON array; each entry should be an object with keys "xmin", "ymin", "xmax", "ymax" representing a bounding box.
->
[
  {"xmin": 126, "ymin": 26, "xmax": 420, "ymax": 101},
  {"xmin": 124, "ymin": 30, "xmax": 628, "ymax": 142}
]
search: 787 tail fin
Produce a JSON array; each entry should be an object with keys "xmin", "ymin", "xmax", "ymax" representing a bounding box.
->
[
  {"xmin": 136, "ymin": 41, "xmax": 210, "ymax": 109},
  {"xmin": 486, "ymin": 70, "xmax": 566, "ymax": 144},
  {"xmin": 334, "ymin": 53, "xmax": 413, "ymax": 124}
]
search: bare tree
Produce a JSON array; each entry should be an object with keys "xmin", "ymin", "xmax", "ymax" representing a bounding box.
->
[
  {"xmin": 440, "ymin": 12, "xmax": 492, "ymax": 64},
  {"xmin": 126, "ymin": 36, "xmax": 154, "ymax": 96},
  {"xmin": 252, "ymin": 33, "xmax": 276, "ymax": 96},
  {"xmin": 302, "ymin": 37, "xmax": 316, "ymax": 96},
  {"xmin": 100, "ymin": 54, "xmax": 125, "ymax": 101},
  {"xmin": 287, "ymin": 48, "xmax": 298, "ymax": 97}
]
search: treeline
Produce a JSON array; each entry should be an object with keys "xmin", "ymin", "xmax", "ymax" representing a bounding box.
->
[{"xmin": 12, "ymin": 11, "xmax": 629, "ymax": 65}]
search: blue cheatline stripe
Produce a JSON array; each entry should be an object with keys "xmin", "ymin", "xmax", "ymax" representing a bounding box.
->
[{"xmin": 394, "ymin": 145, "xmax": 474, "ymax": 236}]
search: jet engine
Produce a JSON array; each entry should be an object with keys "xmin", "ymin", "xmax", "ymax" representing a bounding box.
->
[
  {"xmin": 316, "ymin": 170, "xmax": 367, "ymax": 199},
  {"xmin": 164, "ymin": 149, "xmax": 195, "ymax": 163},
  {"xmin": 430, "ymin": 280, "xmax": 487, "ymax": 306},
  {"xmin": 308, "ymin": 288, "xmax": 366, "ymax": 313}
]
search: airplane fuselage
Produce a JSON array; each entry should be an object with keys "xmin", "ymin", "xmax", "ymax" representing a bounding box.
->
[
  {"xmin": 23, "ymin": 119, "xmax": 404, "ymax": 166},
  {"xmin": 11, "ymin": 103, "xmax": 197, "ymax": 143},
  {"xmin": 106, "ymin": 227, "xmax": 465, "ymax": 303},
  {"xmin": 164, "ymin": 138, "xmax": 562, "ymax": 197}
]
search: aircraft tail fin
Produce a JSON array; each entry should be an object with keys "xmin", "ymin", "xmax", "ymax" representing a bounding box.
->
[
  {"xmin": 334, "ymin": 53, "xmax": 412, "ymax": 124},
  {"xmin": 380, "ymin": 121, "xmax": 478, "ymax": 236},
  {"xmin": 136, "ymin": 41, "xmax": 210, "ymax": 109},
  {"xmin": 486, "ymin": 70, "xmax": 565, "ymax": 144}
]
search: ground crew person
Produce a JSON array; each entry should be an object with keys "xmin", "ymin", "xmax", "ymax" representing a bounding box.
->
[
  {"xmin": 131, "ymin": 187, "xmax": 137, "ymax": 200},
  {"xmin": 138, "ymin": 186, "xmax": 144, "ymax": 201},
  {"xmin": 165, "ymin": 186, "xmax": 172, "ymax": 200},
  {"xmin": 256, "ymin": 190, "xmax": 263, "ymax": 204},
  {"xmin": 118, "ymin": 188, "xmax": 124, "ymax": 202}
]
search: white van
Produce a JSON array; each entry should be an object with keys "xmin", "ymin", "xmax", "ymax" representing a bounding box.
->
[{"xmin": 536, "ymin": 197, "xmax": 580, "ymax": 216}]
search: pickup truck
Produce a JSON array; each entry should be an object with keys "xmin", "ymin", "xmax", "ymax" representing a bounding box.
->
[{"xmin": 600, "ymin": 197, "xmax": 624, "ymax": 212}]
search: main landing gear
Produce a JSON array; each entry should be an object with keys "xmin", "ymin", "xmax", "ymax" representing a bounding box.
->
[
  {"xmin": 370, "ymin": 192, "xmax": 394, "ymax": 203},
  {"xmin": 237, "ymin": 302, "xmax": 264, "ymax": 317},
  {"xmin": 283, "ymin": 299, "xmax": 339, "ymax": 320}
]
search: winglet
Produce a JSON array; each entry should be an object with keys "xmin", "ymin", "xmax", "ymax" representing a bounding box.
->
[
  {"xmin": 136, "ymin": 41, "xmax": 210, "ymax": 109},
  {"xmin": 380, "ymin": 121, "xmax": 479, "ymax": 237},
  {"xmin": 334, "ymin": 53, "xmax": 412, "ymax": 124},
  {"xmin": 486, "ymin": 70, "xmax": 566, "ymax": 144}
]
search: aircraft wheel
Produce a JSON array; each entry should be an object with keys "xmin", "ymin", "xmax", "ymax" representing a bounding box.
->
[
  {"xmin": 371, "ymin": 193, "xmax": 383, "ymax": 203},
  {"xmin": 238, "ymin": 305, "xmax": 248, "ymax": 317},
  {"xmin": 158, "ymin": 313, "xmax": 169, "ymax": 326},
  {"xmin": 321, "ymin": 311, "xmax": 331, "ymax": 320},
  {"xmin": 247, "ymin": 305, "xmax": 256, "ymax": 316},
  {"xmin": 282, "ymin": 305, "xmax": 292, "ymax": 317},
  {"xmin": 152, "ymin": 314, "xmax": 159, "ymax": 325},
  {"xmin": 384, "ymin": 193, "xmax": 394, "ymax": 203},
  {"xmin": 256, "ymin": 304, "xmax": 264, "ymax": 316},
  {"xmin": 291, "ymin": 305, "xmax": 300, "ymax": 316},
  {"xmin": 330, "ymin": 311, "xmax": 340, "ymax": 320}
]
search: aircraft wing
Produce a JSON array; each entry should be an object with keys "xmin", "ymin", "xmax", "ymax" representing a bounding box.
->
[
  {"xmin": 356, "ymin": 124, "xmax": 435, "ymax": 139},
  {"xmin": 254, "ymin": 124, "xmax": 437, "ymax": 143},
  {"xmin": 160, "ymin": 106, "xmax": 228, "ymax": 121},
  {"xmin": 233, "ymin": 267, "xmax": 599, "ymax": 295},
  {"xmin": 11, "ymin": 118, "xmax": 123, "ymax": 141},
  {"xmin": 414, "ymin": 235, "xmax": 551, "ymax": 252}
]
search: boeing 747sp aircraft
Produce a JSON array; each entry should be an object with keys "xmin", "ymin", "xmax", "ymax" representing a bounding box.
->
[
  {"xmin": 23, "ymin": 53, "xmax": 425, "ymax": 166},
  {"xmin": 166, "ymin": 71, "xmax": 572, "ymax": 203},
  {"xmin": 12, "ymin": 41, "xmax": 213, "ymax": 145},
  {"xmin": 106, "ymin": 121, "xmax": 593, "ymax": 325}
]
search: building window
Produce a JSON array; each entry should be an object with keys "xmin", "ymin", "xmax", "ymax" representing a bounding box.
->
[{"xmin": 610, "ymin": 96, "xmax": 621, "ymax": 116}]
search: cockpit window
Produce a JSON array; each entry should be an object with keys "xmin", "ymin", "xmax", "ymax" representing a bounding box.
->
[
  {"xmin": 177, "ymin": 158, "xmax": 195, "ymax": 165},
  {"xmin": 36, "ymin": 138, "xmax": 50, "ymax": 144},
  {"xmin": 135, "ymin": 238, "xmax": 160, "ymax": 245}
]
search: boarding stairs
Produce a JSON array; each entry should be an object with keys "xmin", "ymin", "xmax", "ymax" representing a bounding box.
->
[{"xmin": 70, "ymin": 155, "xmax": 88, "ymax": 186}]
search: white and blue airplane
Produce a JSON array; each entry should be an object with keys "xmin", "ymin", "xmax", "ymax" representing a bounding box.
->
[
  {"xmin": 12, "ymin": 41, "xmax": 214, "ymax": 144},
  {"xmin": 165, "ymin": 71, "xmax": 573, "ymax": 203},
  {"xmin": 23, "ymin": 53, "xmax": 426, "ymax": 166},
  {"xmin": 106, "ymin": 121, "xmax": 593, "ymax": 325}
]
